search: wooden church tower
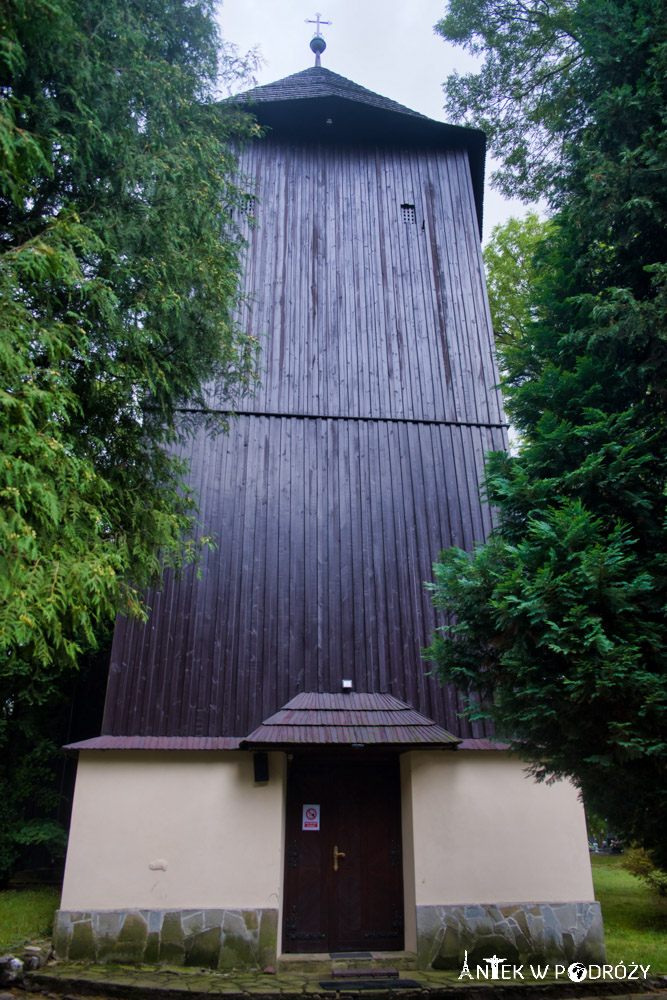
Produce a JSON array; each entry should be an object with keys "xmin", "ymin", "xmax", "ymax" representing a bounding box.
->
[{"xmin": 57, "ymin": 35, "xmax": 603, "ymax": 971}]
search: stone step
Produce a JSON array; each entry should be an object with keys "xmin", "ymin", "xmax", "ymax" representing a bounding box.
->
[
  {"xmin": 277, "ymin": 951, "xmax": 418, "ymax": 974},
  {"xmin": 332, "ymin": 967, "xmax": 399, "ymax": 979},
  {"xmin": 276, "ymin": 953, "xmax": 330, "ymax": 974},
  {"xmin": 330, "ymin": 953, "xmax": 417, "ymax": 973}
]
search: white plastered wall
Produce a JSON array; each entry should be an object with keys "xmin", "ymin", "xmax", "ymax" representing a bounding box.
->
[
  {"xmin": 404, "ymin": 750, "xmax": 594, "ymax": 906},
  {"xmin": 61, "ymin": 751, "xmax": 285, "ymax": 911}
]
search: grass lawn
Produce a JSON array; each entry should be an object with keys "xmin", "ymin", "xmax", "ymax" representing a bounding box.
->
[
  {"xmin": 591, "ymin": 853, "xmax": 667, "ymax": 974},
  {"xmin": 0, "ymin": 886, "xmax": 60, "ymax": 953}
]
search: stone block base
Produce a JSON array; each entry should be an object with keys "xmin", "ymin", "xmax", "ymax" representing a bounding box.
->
[
  {"xmin": 417, "ymin": 901, "xmax": 605, "ymax": 969},
  {"xmin": 53, "ymin": 908, "xmax": 278, "ymax": 969}
]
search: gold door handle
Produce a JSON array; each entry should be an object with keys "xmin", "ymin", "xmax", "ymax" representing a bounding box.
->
[{"xmin": 333, "ymin": 845, "xmax": 346, "ymax": 871}]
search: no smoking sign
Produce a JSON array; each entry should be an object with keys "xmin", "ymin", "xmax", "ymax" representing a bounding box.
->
[{"xmin": 302, "ymin": 804, "xmax": 320, "ymax": 831}]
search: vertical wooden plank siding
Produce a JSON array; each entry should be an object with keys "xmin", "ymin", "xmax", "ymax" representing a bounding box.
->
[
  {"xmin": 104, "ymin": 418, "xmax": 507, "ymax": 738},
  {"xmin": 103, "ymin": 135, "xmax": 508, "ymax": 739},
  {"xmin": 209, "ymin": 139, "xmax": 503, "ymax": 425}
]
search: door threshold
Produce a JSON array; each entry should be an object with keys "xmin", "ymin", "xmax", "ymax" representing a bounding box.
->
[
  {"xmin": 277, "ymin": 952, "xmax": 418, "ymax": 974},
  {"xmin": 329, "ymin": 952, "xmax": 373, "ymax": 959}
]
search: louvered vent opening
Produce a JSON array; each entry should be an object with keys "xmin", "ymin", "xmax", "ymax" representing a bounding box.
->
[{"xmin": 401, "ymin": 203, "xmax": 416, "ymax": 224}]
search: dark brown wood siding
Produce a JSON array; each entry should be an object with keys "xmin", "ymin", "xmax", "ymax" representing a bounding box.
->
[
  {"xmin": 208, "ymin": 140, "xmax": 503, "ymax": 425},
  {"xmin": 103, "ymin": 135, "xmax": 508, "ymax": 739}
]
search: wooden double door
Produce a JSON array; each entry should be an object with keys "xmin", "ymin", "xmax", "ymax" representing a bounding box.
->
[{"xmin": 283, "ymin": 757, "xmax": 404, "ymax": 953}]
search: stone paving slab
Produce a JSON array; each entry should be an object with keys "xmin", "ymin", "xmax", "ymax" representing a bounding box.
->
[{"xmin": 22, "ymin": 965, "xmax": 667, "ymax": 1000}]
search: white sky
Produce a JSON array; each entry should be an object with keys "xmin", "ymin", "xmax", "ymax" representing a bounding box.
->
[{"xmin": 217, "ymin": 0, "xmax": 529, "ymax": 241}]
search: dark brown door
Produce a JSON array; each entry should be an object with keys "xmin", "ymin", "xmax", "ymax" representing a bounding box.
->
[{"xmin": 283, "ymin": 757, "xmax": 404, "ymax": 953}]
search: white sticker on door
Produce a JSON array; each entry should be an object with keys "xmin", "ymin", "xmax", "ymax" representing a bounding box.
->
[{"xmin": 302, "ymin": 804, "xmax": 320, "ymax": 831}]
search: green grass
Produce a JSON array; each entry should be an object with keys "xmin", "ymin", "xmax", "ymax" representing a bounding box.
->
[
  {"xmin": 591, "ymin": 853, "xmax": 667, "ymax": 974},
  {"xmin": 0, "ymin": 887, "xmax": 60, "ymax": 953}
]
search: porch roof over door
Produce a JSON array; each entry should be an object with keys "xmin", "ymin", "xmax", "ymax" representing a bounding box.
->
[{"xmin": 240, "ymin": 692, "xmax": 460, "ymax": 749}]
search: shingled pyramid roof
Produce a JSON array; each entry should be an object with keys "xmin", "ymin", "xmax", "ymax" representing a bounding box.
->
[
  {"xmin": 241, "ymin": 692, "xmax": 460, "ymax": 749},
  {"xmin": 236, "ymin": 66, "xmax": 428, "ymax": 121}
]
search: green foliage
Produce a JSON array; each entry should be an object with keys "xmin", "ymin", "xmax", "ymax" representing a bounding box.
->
[
  {"xmin": 483, "ymin": 211, "xmax": 551, "ymax": 346},
  {"xmin": 0, "ymin": 0, "xmax": 259, "ymax": 879},
  {"xmin": 1, "ymin": 0, "xmax": 259, "ymax": 680},
  {"xmin": 0, "ymin": 721, "xmax": 67, "ymax": 881},
  {"xmin": 0, "ymin": 631, "xmax": 110, "ymax": 883},
  {"xmin": 436, "ymin": 0, "xmax": 665, "ymax": 204},
  {"xmin": 584, "ymin": 807, "xmax": 606, "ymax": 849},
  {"xmin": 622, "ymin": 849, "xmax": 667, "ymax": 900},
  {"xmin": 429, "ymin": 0, "xmax": 667, "ymax": 866}
]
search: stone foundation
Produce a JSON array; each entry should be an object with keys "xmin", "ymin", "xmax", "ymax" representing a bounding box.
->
[
  {"xmin": 416, "ymin": 902, "xmax": 605, "ymax": 969},
  {"xmin": 53, "ymin": 908, "xmax": 278, "ymax": 969}
]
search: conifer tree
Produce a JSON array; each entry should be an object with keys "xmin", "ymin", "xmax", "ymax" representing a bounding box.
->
[
  {"xmin": 429, "ymin": 0, "xmax": 667, "ymax": 864},
  {"xmin": 0, "ymin": 0, "xmax": 258, "ymax": 876}
]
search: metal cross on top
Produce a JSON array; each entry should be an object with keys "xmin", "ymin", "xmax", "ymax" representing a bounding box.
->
[
  {"xmin": 305, "ymin": 12, "xmax": 332, "ymax": 66},
  {"xmin": 305, "ymin": 12, "xmax": 332, "ymax": 37}
]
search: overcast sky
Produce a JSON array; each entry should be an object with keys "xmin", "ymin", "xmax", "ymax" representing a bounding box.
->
[{"xmin": 216, "ymin": 0, "xmax": 530, "ymax": 241}]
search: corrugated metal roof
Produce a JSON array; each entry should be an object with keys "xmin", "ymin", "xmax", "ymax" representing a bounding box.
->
[
  {"xmin": 241, "ymin": 692, "xmax": 459, "ymax": 748},
  {"xmin": 64, "ymin": 736, "xmax": 242, "ymax": 752}
]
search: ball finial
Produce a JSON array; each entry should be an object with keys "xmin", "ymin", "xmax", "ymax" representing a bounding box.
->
[{"xmin": 310, "ymin": 35, "xmax": 326, "ymax": 57}]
